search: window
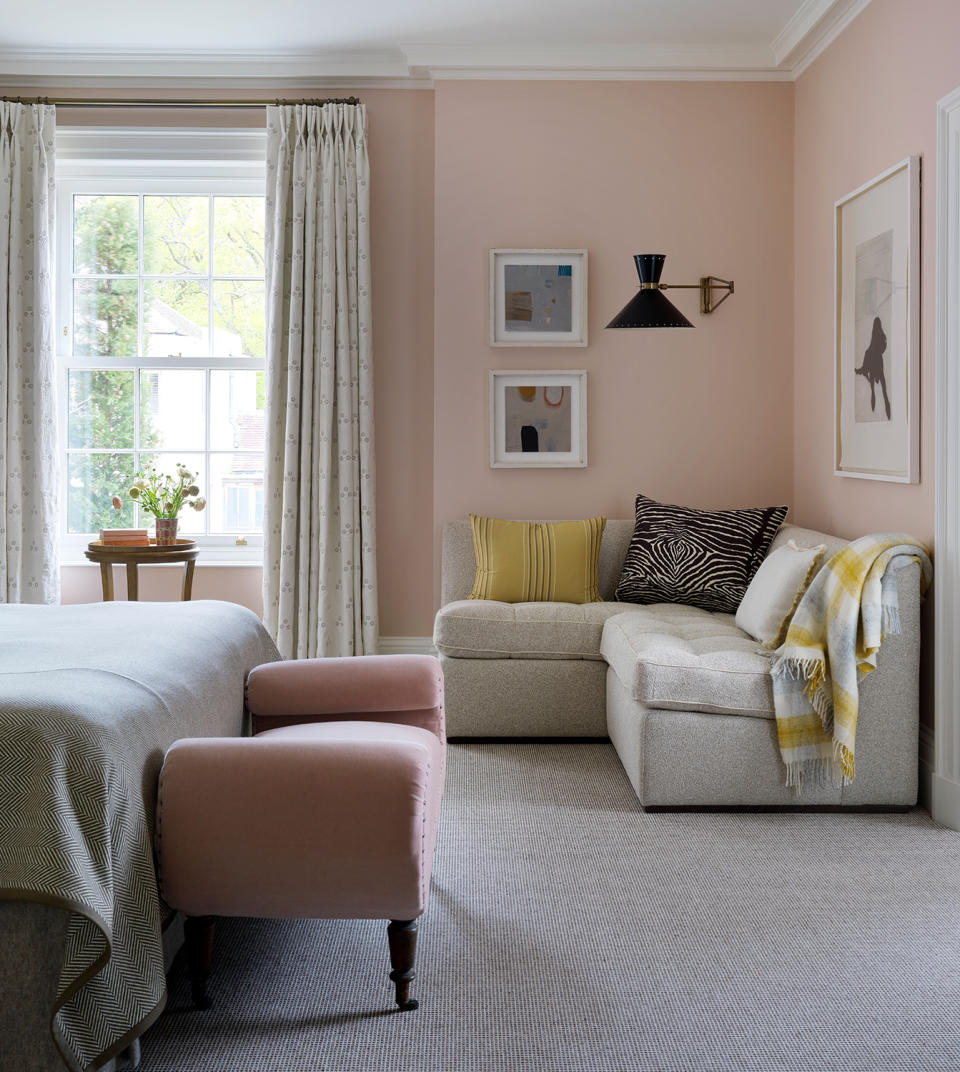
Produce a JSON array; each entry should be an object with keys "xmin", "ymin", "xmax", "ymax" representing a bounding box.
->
[{"xmin": 56, "ymin": 132, "xmax": 266, "ymax": 558}]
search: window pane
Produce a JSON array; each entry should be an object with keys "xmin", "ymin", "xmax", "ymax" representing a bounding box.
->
[
  {"xmin": 62, "ymin": 183, "xmax": 267, "ymax": 547},
  {"xmin": 73, "ymin": 195, "xmax": 139, "ymax": 275},
  {"xmin": 73, "ymin": 279, "xmax": 139, "ymax": 357},
  {"xmin": 143, "ymin": 280, "xmax": 209, "ymax": 357},
  {"xmin": 68, "ymin": 453, "xmax": 136, "ymax": 534},
  {"xmin": 210, "ymin": 370, "xmax": 264, "ymax": 451},
  {"xmin": 143, "ymin": 195, "xmax": 208, "ymax": 275},
  {"xmin": 137, "ymin": 453, "xmax": 205, "ymax": 534},
  {"xmin": 209, "ymin": 453, "xmax": 264, "ymax": 534},
  {"xmin": 68, "ymin": 370, "xmax": 136, "ymax": 450},
  {"xmin": 213, "ymin": 197, "xmax": 265, "ymax": 276},
  {"xmin": 139, "ymin": 369, "xmax": 205, "ymax": 451},
  {"xmin": 212, "ymin": 281, "xmax": 264, "ymax": 357}
]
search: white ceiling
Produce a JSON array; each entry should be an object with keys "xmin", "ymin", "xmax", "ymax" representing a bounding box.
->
[
  {"xmin": 1, "ymin": 0, "xmax": 802, "ymax": 52},
  {"xmin": 0, "ymin": 0, "xmax": 872, "ymax": 84}
]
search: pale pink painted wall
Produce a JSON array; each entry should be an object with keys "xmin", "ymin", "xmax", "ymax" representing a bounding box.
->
[
  {"xmin": 36, "ymin": 88, "xmax": 436, "ymax": 633},
  {"xmin": 61, "ymin": 562, "xmax": 265, "ymax": 611},
  {"xmin": 793, "ymin": 0, "xmax": 960, "ymax": 543},
  {"xmin": 793, "ymin": 0, "xmax": 960, "ymax": 728},
  {"xmin": 434, "ymin": 80, "xmax": 796, "ymax": 606}
]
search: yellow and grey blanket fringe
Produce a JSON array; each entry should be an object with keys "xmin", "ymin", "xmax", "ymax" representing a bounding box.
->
[{"xmin": 770, "ymin": 533, "xmax": 931, "ymax": 791}]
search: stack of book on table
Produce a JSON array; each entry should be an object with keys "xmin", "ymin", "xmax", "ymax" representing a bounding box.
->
[{"xmin": 99, "ymin": 528, "xmax": 150, "ymax": 547}]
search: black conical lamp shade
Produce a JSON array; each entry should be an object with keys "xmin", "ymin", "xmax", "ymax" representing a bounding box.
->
[{"xmin": 605, "ymin": 254, "xmax": 693, "ymax": 329}]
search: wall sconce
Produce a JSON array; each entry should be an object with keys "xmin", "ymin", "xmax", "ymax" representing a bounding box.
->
[{"xmin": 605, "ymin": 254, "xmax": 735, "ymax": 329}]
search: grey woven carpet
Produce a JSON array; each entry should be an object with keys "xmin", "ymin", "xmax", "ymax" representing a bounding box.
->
[{"xmin": 139, "ymin": 743, "xmax": 960, "ymax": 1072}]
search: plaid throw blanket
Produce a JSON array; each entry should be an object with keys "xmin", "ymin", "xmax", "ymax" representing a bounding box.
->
[{"xmin": 770, "ymin": 533, "xmax": 931, "ymax": 789}]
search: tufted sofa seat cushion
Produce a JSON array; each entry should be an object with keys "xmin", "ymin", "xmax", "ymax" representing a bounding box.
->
[
  {"xmin": 600, "ymin": 605, "xmax": 774, "ymax": 718},
  {"xmin": 434, "ymin": 600, "xmax": 627, "ymax": 659}
]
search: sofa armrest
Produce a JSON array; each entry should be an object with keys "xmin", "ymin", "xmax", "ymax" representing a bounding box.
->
[
  {"xmin": 245, "ymin": 654, "xmax": 445, "ymax": 740},
  {"xmin": 838, "ymin": 558, "xmax": 922, "ymax": 806}
]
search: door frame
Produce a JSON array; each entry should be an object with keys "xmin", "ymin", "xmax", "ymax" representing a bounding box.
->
[{"xmin": 932, "ymin": 86, "xmax": 960, "ymax": 828}]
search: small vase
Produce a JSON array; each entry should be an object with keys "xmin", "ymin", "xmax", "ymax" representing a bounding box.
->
[{"xmin": 155, "ymin": 517, "xmax": 178, "ymax": 546}]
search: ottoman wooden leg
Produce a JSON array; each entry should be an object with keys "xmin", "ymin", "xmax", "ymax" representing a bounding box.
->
[
  {"xmin": 184, "ymin": 915, "xmax": 216, "ymax": 1010},
  {"xmin": 387, "ymin": 918, "xmax": 419, "ymax": 1011}
]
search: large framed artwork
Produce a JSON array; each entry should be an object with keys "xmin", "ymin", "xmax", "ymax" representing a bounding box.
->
[
  {"xmin": 834, "ymin": 156, "xmax": 920, "ymax": 482},
  {"xmin": 489, "ymin": 249, "xmax": 588, "ymax": 347},
  {"xmin": 489, "ymin": 370, "xmax": 587, "ymax": 468}
]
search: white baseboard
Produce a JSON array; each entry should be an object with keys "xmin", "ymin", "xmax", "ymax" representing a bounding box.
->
[
  {"xmin": 377, "ymin": 636, "xmax": 436, "ymax": 656},
  {"xmin": 931, "ymin": 771, "xmax": 960, "ymax": 831}
]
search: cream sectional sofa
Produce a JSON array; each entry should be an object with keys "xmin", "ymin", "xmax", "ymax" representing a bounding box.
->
[{"xmin": 434, "ymin": 520, "xmax": 922, "ymax": 808}]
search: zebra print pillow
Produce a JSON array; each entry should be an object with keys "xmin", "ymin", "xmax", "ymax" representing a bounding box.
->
[{"xmin": 614, "ymin": 494, "xmax": 788, "ymax": 613}]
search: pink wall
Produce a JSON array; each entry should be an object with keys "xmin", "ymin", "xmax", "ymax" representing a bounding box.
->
[
  {"xmin": 366, "ymin": 90, "xmax": 436, "ymax": 635},
  {"xmin": 58, "ymin": 80, "xmax": 793, "ymax": 635},
  {"xmin": 433, "ymin": 80, "xmax": 796, "ymax": 605},
  {"xmin": 29, "ymin": 49, "xmax": 946, "ymax": 637},
  {"xmin": 793, "ymin": 0, "xmax": 960, "ymax": 729},
  {"xmin": 35, "ymin": 87, "xmax": 436, "ymax": 633},
  {"xmin": 61, "ymin": 562, "xmax": 265, "ymax": 610},
  {"xmin": 792, "ymin": 0, "xmax": 960, "ymax": 542}
]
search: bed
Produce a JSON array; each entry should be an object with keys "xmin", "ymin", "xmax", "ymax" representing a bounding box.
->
[{"xmin": 0, "ymin": 600, "xmax": 281, "ymax": 1072}]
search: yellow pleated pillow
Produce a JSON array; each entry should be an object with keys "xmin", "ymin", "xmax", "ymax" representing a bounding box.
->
[{"xmin": 468, "ymin": 515, "xmax": 607, "ymax": 604}]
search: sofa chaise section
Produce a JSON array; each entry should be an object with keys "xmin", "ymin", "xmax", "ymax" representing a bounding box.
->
[{"xmin": 603, "ymin": 557, "xmax": 920, "ymax": 807}]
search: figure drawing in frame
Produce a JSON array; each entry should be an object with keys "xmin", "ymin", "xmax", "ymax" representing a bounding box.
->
[{"xmin": 853, "ymin": 229, "xmax": 893, "ymax": 423}]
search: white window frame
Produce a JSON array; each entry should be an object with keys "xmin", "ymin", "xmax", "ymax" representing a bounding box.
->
[{"xmin": 56, "ymin": 129, "xmax": 267, "ymax": 563}]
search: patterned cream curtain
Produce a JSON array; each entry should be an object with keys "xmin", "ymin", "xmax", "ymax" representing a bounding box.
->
[
  {"xmin": 0, "ymin": 102, "xmax": 59, "ymax": 604},
  {"xmin": 262, "ymin": 103, "xmax": 378, "ymax": 658}
]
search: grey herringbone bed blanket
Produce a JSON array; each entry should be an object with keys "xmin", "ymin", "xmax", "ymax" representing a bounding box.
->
[{"xmin": 0, "ymin": 601, "xmax": 280, "ymax": 1072}]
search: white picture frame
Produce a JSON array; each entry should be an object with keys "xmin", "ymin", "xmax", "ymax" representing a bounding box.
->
[
  {"xmin": 489, "ymin": 370, "xmax": 587, "ymax": 468},
  {"xmin": 489, "ymin": 249, "xmax": 588, "ymax": 347},
  {"xmin": 834, "ymin": 156, "xmax": 920, "ymax": 482}
]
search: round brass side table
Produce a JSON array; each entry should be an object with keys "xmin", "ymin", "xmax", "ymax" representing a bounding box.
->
[{"xmin": 85, "ymin": 539, "xmax": 200, "ymax": 602}]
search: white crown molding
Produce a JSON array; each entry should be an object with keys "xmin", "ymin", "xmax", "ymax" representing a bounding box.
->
[
  {"xmin": 0, "ymin": 2, "xmax": 873, "ymax": 87},
  {"xmin": 0, "ymin": 47, "xmax": 427, "ymax": 88},
  {"xmin": 772, "ymin": 0, "xmax": 874, "ymax": 75},
  {"xmin": 410, "ymin": 67, "xmax": 788, "ymax": 83},
  {"xmin": 403, "ymin": 42, "xmax": 788, "ymax": 82}
]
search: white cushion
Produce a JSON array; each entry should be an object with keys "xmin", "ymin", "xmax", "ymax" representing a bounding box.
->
[
  {"xmin": 600, "ymin": 605, "xmax": 775, "ymax": 718},
  {"xmin": 435, "ymin": 600, "xmax": 627, "ymax": 659},
  {"xmin": 735, "ymin": 539, "xmax": 826, "ymax": 648}
]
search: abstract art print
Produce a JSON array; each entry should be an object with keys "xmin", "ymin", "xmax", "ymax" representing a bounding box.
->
[
  {"xmin": 490, "ymin": 250, "xmax": 587, "ymax": 346},
  {"xmin": 835, "ymin": 157, "xmax": 919, "ymax": 482},
  {"xmin": 490, "ymin": 371, "xmax": 587, "ymax": 468}
]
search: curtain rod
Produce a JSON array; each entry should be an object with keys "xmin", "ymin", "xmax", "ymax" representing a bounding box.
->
[{"xmin": 1, "ymin": 96, "xmax": 361, "ymax": 109}]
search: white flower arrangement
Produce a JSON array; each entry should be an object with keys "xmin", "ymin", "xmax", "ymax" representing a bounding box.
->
[{"xmin": 112, "ymin": 464, "xmax": 206, "ymax": 520}]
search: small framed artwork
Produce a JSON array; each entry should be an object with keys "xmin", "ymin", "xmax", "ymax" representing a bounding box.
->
[
  {"xmin": 489, "ymin": 249, "xmax": 588, "ymax": 347},
  {"xmin": 834, "ymin": 156, "xmax": 920, "ymax": 482},
  {"xmin": 489, "ymin": 370, "xmax": 587, "ymax": 468}
]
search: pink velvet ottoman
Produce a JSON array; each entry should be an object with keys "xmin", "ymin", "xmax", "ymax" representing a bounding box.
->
[{"xmin": 157, "ymin": 654, "xmax": 445, "ymax": 1011}]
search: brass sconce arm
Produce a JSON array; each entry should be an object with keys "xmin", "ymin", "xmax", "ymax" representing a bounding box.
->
[{"xmin": 658, "ymin": 277, "xmax": 735, "ymax": 315}]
